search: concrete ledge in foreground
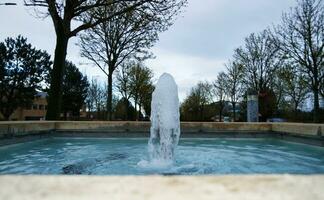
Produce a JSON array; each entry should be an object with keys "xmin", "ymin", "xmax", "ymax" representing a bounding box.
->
[{"xmin": 0, "ymin": 175, "xmax": 323, "ymax": 200}]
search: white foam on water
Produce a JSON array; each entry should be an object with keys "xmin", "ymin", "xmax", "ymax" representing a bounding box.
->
[{"xmin": 137, "ymin": 159, "xmax": 173, "ymax": 169}]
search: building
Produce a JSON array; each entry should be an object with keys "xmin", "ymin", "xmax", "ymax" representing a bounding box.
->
[
  {"xmin": 0, "ymin": 92, "xmax": 87, "ymax": 121},
  {"xmin": 0, "ymin": 92, "xmax": 48, "ymax": 121}
]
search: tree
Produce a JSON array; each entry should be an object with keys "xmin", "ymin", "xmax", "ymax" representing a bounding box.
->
[
  {"xmin": 86, "ymin": 79, "xmax": 99, "ymax": 113},
  {"xmin": 279, "ymin": 64, "xmax": 309, "ymax": 112},
  {"xmin": 234, "ymin": 30, "xmax": 283, "ymax": 93},
  {"xmin": 115, "ymin": 63, "xmax": 133, "ymax": 101},
  {"xmin": 233, "ymin": 30, "xmax": 284, "ymax": 121},
  {"xmin": 114, "ymin": 97, "xmax": 136, "ymax": 120},
  {"xmin": 24, "ymin": 0, "xmax": 186, "ymax": 120},
  {"xmin": 115, "ymin": 61, "xmax": 154, "ymax": 119},
  {"xmin": 224, "ymin": 61, "xmax": 244, "ymax": 121},
  {"xmin": 0, "ymin": 36, "xmax": 51, "ymax": 120},
  {"xmin": 129, "ymin": 62, "xmax": 154, "ymax": 120},
  {"xmin": 213, "ymin": 72, "xmax": 227, "ymax": 122},
  {"xmin": 78, "ymin": 1, "xmax": 184, "ymax": 120},
  {"xmin": 115, "ymin": 62, "xmax": 133, "ymax": 120},
  {"xmin": 321, "ymin": 78, "xmax": 324, "ymax": 98},
  {"xmin": 181, "ymin": 82, "xmax": 213, "ymax": 121},
  {"xmin": 271, "ymin": 68, "xmax": 287, "ymax": 112},
  {"xmin": 274, "ymin": 0, "xmax": 324, "ymax": 122},
  {"xmin": 258, "ymin": 88, "xmax": 277, "ymax": 121},
  {"xmin": 61, "ymin": 61, "xmax": 89, "ymax": 119},
  {"xmin": 140, "ymin": 82, "xmax": 154, "ymax": 117},
  {"xmin": 86, "ymin": 79, "xmax": 107, "ymax": 119}
]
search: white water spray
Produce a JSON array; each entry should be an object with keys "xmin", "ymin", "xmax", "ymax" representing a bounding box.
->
[{"xmin": 148, "ymin": 73, "xmax": 180, "ymax": 164}]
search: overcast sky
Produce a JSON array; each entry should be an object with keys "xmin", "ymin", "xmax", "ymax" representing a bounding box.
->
[{"xmin": 0, "ymin": 0, "xmax": 296, "ymax": 101}]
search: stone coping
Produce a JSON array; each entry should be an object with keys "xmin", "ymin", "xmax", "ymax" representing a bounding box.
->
[
  {"xmin": 0, "ymin": 121, "xmax": 323, "ymax": 138},
  {"xmin": 0, "ymin": 175, "xmax": 323, "ymax": 200}
]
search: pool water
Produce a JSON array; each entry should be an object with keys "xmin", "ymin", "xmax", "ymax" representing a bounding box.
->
[{"xmin": 0, "ymin": 138, "xmax": 324, "ymax": 175}]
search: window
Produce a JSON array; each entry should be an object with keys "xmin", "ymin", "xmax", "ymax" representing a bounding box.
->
[
  {"xmin": 39, "ymin": 105, "xmax": 45, "ymax": 110},
  {"xmin": 32, "ymin": 104, "xmax": 38, "ymax": 110}
]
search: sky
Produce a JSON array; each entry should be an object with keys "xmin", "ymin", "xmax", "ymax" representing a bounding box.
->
[{"xmin": 0, "ymin": 0, "xmax": 297, "ymax": 101}]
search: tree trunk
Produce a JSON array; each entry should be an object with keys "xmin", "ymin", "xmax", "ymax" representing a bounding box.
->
[
  {"xmin": 312, "ymin": 64, "xmax": 320, "ymax": 123},
  {"xmin": 97, "ymin": 103, "xmax": 100, "ymax": 119},
  {"xmin": 138, "ymin": 102, "xmax": 141, "ymax": 120},
  {"xmin": 125, "ymin": 99, "xmax": 129, "ymax": 120},
  {"xmin": 219, "ymin": 102, "xmax": 223, "ymax": 122},
  {"xmin": 64, "ymin": 111, "xmax": 67, "ymax": 120},
  {"xmin": 294, "ymin": 101, "xmax": 298, "ymax": 114},
  {"xmin": 313, "ymin": 87, "xmax": 320, "ymax": 123},
  {"xmin": 46, "ymin": 34, "xmax": 69, "ymax": 120},
  {"xmin": 232, "ymin": 102, "xmax": 236, "ymax": 122},
  {"xmin": 107, "ymin": 72, "xmax": 113, "ymax": 121},
  {"xmin": 134, "ymin": 97, "xmax": 138, "ymax": 121},
  {"xmin": 3, "ymin": 113, "xmax": 10, "ymax": 121},
  {"xmin": 200, "ymin": 105, "xmax": 204, "ymax": 121}
]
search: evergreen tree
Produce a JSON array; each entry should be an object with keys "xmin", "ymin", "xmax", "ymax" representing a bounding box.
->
[
  {"xmin": 61, "ymin": 61, "xmax": 89, "ymax": 119},
  {"xmin": 0, "ymin": 36, "xmax": 51, "ymax": 120}
]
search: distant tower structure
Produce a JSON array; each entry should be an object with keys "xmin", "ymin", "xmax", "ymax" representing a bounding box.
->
[{"xmin": 247, "ymin": 90, "xmax": 259, "ymax": 122}]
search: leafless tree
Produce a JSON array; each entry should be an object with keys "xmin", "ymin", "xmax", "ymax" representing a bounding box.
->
[
  {"xmin": 24, "ymin": 0, "xmax": 186, "ymax": 120},
  {"xmin": 86, "ymin": 79, "xmax": 106, "ymax": 118},
  {"xmin": 128, "ymin": 62, "xmax": 154, "ymax": 120},
  {"xmin": 321, "ymin": 79, "xmax": 324, "ymax": 98},
  {"xmin": 78, "ymin": 1, "xmax": 185, "ymax": 120},
  {"xmin": 181, "ymin": 81, "xmax": 213, "ymax": 121},
  {"xmin": 234, "ymin": 30, "xmax": 283, "ymax": 93},
  {"xmin": 115, "ymin": 62, "xmax": 133, "ymax": 101},
  {"xmin": 274, "ymin": 0, "xmax": 323, "ymax": 122},
  {"xmin": 195, "ymin": 82, "xmax": 213, "ymax": 120},
  {"xmin": 279, "ymin": 64, "xmax": 310, "ymax": 112},
  {"xmin": 115, "ymin": 62, "xmax": 133, "ymax": 119},
  {"xmin": 213, "ymin": 72, "xmax": 228, "ymax": 122},
  {"xmin": 271, "ymin": 68, "xmax": 287, "ymax": 111},
  {"xmin": 224, "ymin": 61, "xmax": 244, "ymax": 121}
]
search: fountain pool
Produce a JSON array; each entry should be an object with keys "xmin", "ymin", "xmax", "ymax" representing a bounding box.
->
[{"xmin": 0, "ymin": 137, "xmax": 324, "ymax": 175}]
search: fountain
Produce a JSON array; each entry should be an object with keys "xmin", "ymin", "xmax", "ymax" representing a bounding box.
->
[{"xmin": 147, "ymin": 73, "xmax": 181, "ymax": 165}]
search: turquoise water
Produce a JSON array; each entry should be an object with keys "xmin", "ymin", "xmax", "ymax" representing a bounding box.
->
[{"xmin": 0, "ymin": 138, "xmax": 323, "ymax": 175}]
